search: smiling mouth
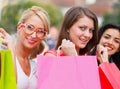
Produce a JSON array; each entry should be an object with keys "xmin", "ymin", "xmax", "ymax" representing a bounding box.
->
[
  {"xmin": 80, "ymin": 39, "xmax": 89, "ymax": 44},
  {"xmin": 104, "ymin": 46, "xmax": 113, "ymax": 51},
  {"xmin": 28, "ymin": 39, "xmax": 37, "ymax": 44}
]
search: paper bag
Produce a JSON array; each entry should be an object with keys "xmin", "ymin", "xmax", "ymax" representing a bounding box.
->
[
  {"xmin": 99, "ymin": 62, "xmax": 120, "ymax": 89},
  {"xmin": 0, "ymin": 50, "xmax": 17, "ymax": 89},
  {"xmin": 37, "ymin": 55, "xmax": 101, "ymax": 89}
]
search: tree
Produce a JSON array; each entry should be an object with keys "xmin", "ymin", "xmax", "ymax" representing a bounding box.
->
[
  {"xmin": 102, "ymin": 0, "xmax": 120, "ymax": 25},
  {"xmin": 0, "ymin": 1, "xmax": 63, "ymax": 34}
]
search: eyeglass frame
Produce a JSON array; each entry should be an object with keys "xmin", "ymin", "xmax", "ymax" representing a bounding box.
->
[{"xmin": 19, "ymin": 23, "xmax": 47, "ymax": 38}]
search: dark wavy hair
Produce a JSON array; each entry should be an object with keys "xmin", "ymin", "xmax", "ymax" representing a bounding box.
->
[{"xmin": 91, "ymin": 23, "xmax": 120, "ymax": 70}]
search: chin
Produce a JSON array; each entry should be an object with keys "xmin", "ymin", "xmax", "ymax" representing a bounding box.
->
[
  {"xmin": 77, "ymin": 45, "xmax": 86, "ymax": 49},
  {"xmin": 25, "ymin": 44, "xmax": 36, "ymax": 49}
]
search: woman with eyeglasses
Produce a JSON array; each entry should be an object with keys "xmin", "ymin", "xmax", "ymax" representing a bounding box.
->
[{"xmin": 0, "ymin": 6, "xmax": 50, "ymax": 89}]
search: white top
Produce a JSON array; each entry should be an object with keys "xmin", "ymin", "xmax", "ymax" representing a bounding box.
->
[{"xmin": 16, "ymin": 59, "xmax": 37, "ymax": 89}]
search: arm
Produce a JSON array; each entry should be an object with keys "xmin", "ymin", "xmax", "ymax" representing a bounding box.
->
[
  {"xmin": 0, "ymin": 28, "xmax": 15, "ymax": 50},
  {"xmin": 0, "ymin": 28, "xmax": 17, "ymax": 80},
  {"xmin": 44, "ymin": 50, "xmax": 57, "ymax": 56}
]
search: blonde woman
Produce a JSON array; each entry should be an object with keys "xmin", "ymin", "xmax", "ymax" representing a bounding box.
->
[{"xmin": 0, "ymin": 6, "xmax": 50, "ymax": 89}]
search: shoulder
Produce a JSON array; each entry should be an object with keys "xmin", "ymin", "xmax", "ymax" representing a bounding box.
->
[
  {"xmin": 44, "ymin": 50, "xmax": 65, "ymax": 56},
  {"xmin": 44, "ymin": 50, "xmax": 57, "ymax": 56}
]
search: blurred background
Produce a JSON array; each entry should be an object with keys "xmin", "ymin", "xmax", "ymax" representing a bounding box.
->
[
  {"xmin": 0, "ymin": 0, "xmax": 120, "ymax": 49},
  {"xmin": 0, "ymin": 0, "xmax": 120, "ymax": 33}
]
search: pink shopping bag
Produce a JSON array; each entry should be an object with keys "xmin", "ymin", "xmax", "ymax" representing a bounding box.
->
[
  {"xmin": 99, "ymin": 62, "xmax": 120, "ymax": 89},
  {"xmin": 37, "ymin": 56, "xmax": 101, "ymax": 89}
]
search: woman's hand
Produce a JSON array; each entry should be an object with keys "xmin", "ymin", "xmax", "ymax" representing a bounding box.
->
[
  {"xmin": 96, "ymin": 44, "xmax": 108, "ymax": 63},
  {"xmin": 61, "ymin": 39, "xmax": 77, "ymax": 56},
  {"xmin": 0, "ymin": 28, "xmax": 15, "ymax": 50}
]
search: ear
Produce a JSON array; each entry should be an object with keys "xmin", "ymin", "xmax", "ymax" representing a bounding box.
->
[
  {"xmin": 17, "ymin": 23, "xmax": 25, "ymax": 32},
  {"xmin": 67, "ymin": 30, "xmax": 69, "ymax": 33}
]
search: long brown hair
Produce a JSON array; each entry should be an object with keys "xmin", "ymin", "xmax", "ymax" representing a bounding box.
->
[{"xmin": 55, "ymin": 6, "xmax": 98, "ymax": 55}]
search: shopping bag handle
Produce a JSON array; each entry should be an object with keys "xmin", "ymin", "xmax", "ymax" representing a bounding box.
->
[
  {"xmin": 0, "ymin": 37, "xmax": 7, "ymax": 50},
  {"xmin": 0, "ymin": 38, "xmax": 3, "ymax": 44},
  {"xmin": 57, "ymin": 46, "xmax": 62, "ymax": 56},
  {"xmin": 100, "ymin": 54, "xmax": 109, "ymax": 63},
  {"xmin": 0, "ymin": 53, "xmax": 2, "ymax": 77}
]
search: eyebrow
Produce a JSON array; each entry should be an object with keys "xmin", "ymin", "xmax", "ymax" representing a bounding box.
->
[
  {"xmin": 105, "ymin": 34, "xmax": 120, "ymax": 40},
  {"xmin": 115, "ymin": 38, "xmax": 120, "ymax": 41}
]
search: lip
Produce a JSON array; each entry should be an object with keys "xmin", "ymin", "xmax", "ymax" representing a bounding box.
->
[
  {"xmin": 27, "ymin": 39, "xmax": 37, "ymax": 44},
  {"xmin": 79, "ymin": 38, "xmax": 88, "ymax": 44},
  {"xmin": 104, "ymin": 45, "xmax": 113, "ymax": 51},
  {"xmin": 80, "ymin": 38, "xmax": 89, "ymax": 44}
]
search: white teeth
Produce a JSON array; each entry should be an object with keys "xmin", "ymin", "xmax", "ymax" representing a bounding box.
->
[
  {"xmin": 105, "ymin": 46, "xmax": 112, "ymax": 51},
  {"xmin": 80, "ymin": 38, "xmax": 87, "ymax": 42}
]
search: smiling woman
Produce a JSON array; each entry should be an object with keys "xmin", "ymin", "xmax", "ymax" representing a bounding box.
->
[
  {"xmin": 44, "ymin": 6, "xmax": 98, "ymax": 56},
  {"xmin": 0, "ymin": 6, "xmax": 50, "ymax": 89},
  {"xmin": 91, "ymin": 23, "xmax": 120, "ymax": 70}
]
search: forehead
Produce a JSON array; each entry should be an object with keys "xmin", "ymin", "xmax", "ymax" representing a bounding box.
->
[
  {"xmin": 25, "ymin": 15, "xmax": 44, "ymax": 28},
  {"xmin": 76, "ymin": 16, "xmax": 94, "ymax": 28},
  {"xmin": 103, "ymin": 28, "xmax": 120, "ymax": 37}
]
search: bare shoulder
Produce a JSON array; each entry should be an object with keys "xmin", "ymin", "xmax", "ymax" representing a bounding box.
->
[{"xmin": 44, "ymin": 50, "xmax": 57, "ymax": 56}]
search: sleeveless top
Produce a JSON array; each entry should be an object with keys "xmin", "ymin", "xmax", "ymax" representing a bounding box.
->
[{"xmin": 16, "ymin": 59, "xmax": 37, "ymax": 89}]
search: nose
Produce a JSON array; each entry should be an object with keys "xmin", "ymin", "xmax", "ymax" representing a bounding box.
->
[
  {"xmin": 84, "ymin": 30, "xmax": 90, "ymax": 37},
  {"xmin": 108, "ymin": 38, "xmax": 113, "ymax": 44},
  {"xmin": 30, "ymin": 32, "xmax": 37, "ymax": 38}
]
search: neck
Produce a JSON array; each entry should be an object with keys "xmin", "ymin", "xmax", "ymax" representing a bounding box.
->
[
  {"xmin": 15, "ymin": 43, "xmax": 31, "ymax": 60},
  {"xmin": 108, "ymin": 55, "xmax": 111, "ymax": 60},
  {"xmin": 76, "ymin": 47, "xmax": 80, "ymax": 55}
]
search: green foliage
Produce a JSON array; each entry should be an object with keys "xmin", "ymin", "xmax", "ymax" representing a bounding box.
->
[
  {"xmin": 102, "ymin": 0, "xmax": 120, "ymax": 25},
  {"xmin": 0, "ymin": 1, "xmax": 63, "ymax": 34}
]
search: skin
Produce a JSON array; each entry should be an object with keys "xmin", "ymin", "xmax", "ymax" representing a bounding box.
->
[
  {"xmin": 0, "ymin": 14, "xmax": 46, "ymax": 76},
  {"xmin": 97, "ymin": 28, "xmax": 120, "ymax": 62},
  {"xmin": 16, "ymin": 15, "xmax": 45, "ymax": 76},
  {"xmin": 17, "ymin": 15, "xmax": 44, "ymax": 50},
  {"xmin": 61, "ymin": 16, "xmax": 94, "ymax": 56}
]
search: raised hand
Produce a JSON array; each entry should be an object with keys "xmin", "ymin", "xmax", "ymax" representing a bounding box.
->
[
  {"xmin": 61, "ymin": 39, "xmax": 77, "ymax": 56},
  {"xmin": 0, "ymin": 28, "xmax": 15, "ymax": 50},
  {"xmin": 96, "ymin": 44, "xmax": 108, "ymax": 63}
]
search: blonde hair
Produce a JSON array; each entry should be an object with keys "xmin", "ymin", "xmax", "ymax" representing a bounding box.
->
[
  {"xmin": 18, "ymin": 6, "xmax": 50, "ymax": 33},
  {"xmin": 18, "ymin": 6, "xmax": 50, "ymax": 59}
]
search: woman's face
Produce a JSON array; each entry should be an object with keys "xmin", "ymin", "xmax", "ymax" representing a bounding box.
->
[
  {"xmin": 69, "ymin": 16, "xmax": 94, "ymax": 50},
  {"xmin": 99, "ymin": 28, "xmax": 120, "ymax": 56},
  {"xmin": 18, "ymin": 15, "xmax": 45, "ymax": 49}
]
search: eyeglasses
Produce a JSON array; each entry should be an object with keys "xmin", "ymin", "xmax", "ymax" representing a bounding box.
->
[{"xmin": 23, "ymin": 23, "xmax": 47, "ymax": 38}]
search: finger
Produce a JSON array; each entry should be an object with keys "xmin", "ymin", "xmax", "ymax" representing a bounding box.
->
[
  {"xmin": 0, "ymin": 37, "xmax": 3, "ymax": 44},
  {"xmin": 0, "ymin": 28, "xmax": 9, "ymax": 40}
]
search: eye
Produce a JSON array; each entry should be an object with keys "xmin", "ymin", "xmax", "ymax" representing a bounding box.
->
[
  {"xmin": 114, "ymin": 39, "xmax": 120, "ymax": 44},
  {"xmin": 38, "ymin": 29, "xmax": 46, "ymax": 35},
  {"xmin": 79, "ymin": 26, "xmax": 85, "ymax": 31},
  {"xmin": 27, "ymin": 25, "xmax": 34, "ymax": 31},
  {"xmin": 89, "ymin": 29, "xmax": 94, "ymax": 33},
  {"xmin": 104, "ymin": 35, "xmax": 110, "ymax": 39}
]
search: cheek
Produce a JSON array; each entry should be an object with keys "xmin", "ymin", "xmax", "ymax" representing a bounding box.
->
[
  {"xmin": 18, "ymin": 30, "xmax": 27, "ymax": 41},
  {"xmin": 90, "ymin": 33, "xmax": 93, "ymax": 39},
  {"xmin": 99, "ymin": 37, "xmax": 105, "ymax": 44},
  {"xmin": 115, "ymin": 44, "xmax": 120, "ymax": 51},
  {"xmin": 69, "ymin": 29, "xmax": 76, "ymax": 37}
]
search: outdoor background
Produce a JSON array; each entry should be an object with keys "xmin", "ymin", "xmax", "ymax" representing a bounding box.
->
[{"xmin": 0, "ymin": 0, "xmax": 120, "ymax": 34}]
